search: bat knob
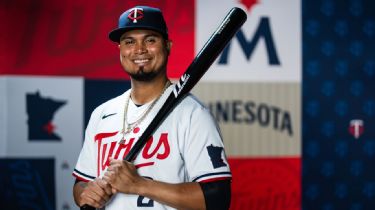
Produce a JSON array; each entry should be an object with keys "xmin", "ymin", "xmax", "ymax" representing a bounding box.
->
[{"xmin": 80, "ymin": 204, "xmax": 96, "ymax": 210}]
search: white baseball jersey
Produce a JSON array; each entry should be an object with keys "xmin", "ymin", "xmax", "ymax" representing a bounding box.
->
[{"xmin": 73, "ymin": 85, "xmax": 231, "ymax": 210}]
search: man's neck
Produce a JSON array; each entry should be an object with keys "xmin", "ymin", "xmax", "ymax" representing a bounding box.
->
[{"xmin": 130, "ymin": 76, "xmax": 169, "ymax": 105}]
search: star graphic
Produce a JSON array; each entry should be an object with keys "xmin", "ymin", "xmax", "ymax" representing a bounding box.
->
[
  {"xmin": 43, "ymin": 121, "xmax": 56, "ymax": 135},
  {"xmin": 239, "ymin": 0, "xmax": 259, "ymax": 13}
]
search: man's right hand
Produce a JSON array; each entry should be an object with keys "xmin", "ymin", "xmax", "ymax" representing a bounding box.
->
[{"xmin": 74, "ymin": 178, "xmax": 113, "ymax": 209}]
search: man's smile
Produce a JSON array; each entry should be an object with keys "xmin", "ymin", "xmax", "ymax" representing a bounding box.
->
[{"xmin": 133, "ymin": 58, "xmax": 151, "ymax": 64}]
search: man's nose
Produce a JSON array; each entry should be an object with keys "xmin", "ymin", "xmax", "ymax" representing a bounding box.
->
[{"xmin": 135, "ymin": 42, "xmax": 147, "ymax": 54}]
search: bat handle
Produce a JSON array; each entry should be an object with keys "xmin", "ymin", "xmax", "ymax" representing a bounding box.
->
[{"xmin": 80, "ymin": 204, "xmax": 95, "ymax": 210}]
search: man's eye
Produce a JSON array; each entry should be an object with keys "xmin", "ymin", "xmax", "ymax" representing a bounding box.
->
[
  {"xmin": 145, "ymin": 38, "xmax": 156, "ymax": 43},
  {"xmin": 122, "ymin": 40, "xmax": 134, "ymax": 45}
]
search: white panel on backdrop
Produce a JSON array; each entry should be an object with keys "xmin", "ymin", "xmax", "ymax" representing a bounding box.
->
[
  {"xmin": 197, "ymin": 0, "xmax": 301, "ymax": 82},
  {"xmin": 0, "ymin": 77, "xmax": 6, "ymax": 156},
  {"xmin": 193, "ymin": 82, "xmax": 301, "ymax": 157},
  {"xmin": 0, "ymin": 76, "xmax": 83, "ymax": 210}
]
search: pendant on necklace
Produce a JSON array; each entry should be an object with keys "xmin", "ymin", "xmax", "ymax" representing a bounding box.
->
[
  {"xmin": 118, "ymin": 138, "xmax": 125, "ymax": 144},
  {"xmin": 119, "ymin": 127, "xmax": 132, "ymax": 144},
  {"xmin": 124, "ymin": 127, "xmax": 132, "ymax": 134},
  {"xmin": 121, "ymin": 126, "xmax": 132, "ymax": 135},
  {"xmin": 118, "ymin": 132, "xmax": 128, "ymax": 144}
]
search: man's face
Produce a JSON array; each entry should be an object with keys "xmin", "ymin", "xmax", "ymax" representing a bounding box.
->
[{"xmin": 119, "ymin": 29, "xmax": 170, "ymax": 81}]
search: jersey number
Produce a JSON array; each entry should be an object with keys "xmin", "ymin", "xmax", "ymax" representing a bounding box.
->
[{"xmin": 137, "ymin": 177, "xmax": 154, "ymax": 207}]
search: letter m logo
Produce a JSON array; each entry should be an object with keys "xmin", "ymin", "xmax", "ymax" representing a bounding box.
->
[{"xmin": 218, "ymin": 17, "xmax": 281, "ymax": 66}]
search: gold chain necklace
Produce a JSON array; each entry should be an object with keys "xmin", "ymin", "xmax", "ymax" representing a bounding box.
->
[{"xmin": 119, "ymin": 80, "xmax": 171, "ymax": 144}]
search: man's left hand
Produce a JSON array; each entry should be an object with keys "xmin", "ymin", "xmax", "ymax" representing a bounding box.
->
[{"xmin": 103, "ymin": 158, "xmax": 146, "ymax": 195}]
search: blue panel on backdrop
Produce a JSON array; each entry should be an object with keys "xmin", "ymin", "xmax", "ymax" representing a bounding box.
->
[
  {"xmin": 303, "ymin": 0, "xmax": 375, "ymax": 210},
  {"xmin": 0, "ymin": 158, "xmax": 55, "ymax": 210},
  {"xmin": 84, "ymin": 79, "xmax": 131, "ymax": 128}
]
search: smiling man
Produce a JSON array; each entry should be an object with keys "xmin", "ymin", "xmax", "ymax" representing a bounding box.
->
[{"xmin": 72, "ymin": 6, "xmax": 232, "ymax": 210}]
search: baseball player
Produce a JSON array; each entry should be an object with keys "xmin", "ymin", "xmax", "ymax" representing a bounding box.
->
[{"xmin": 72, "ymin": 5, "xmax": 232, "ymax": 210}]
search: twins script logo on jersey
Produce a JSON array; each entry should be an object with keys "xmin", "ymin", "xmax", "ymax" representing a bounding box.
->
[
  {"xmin": 94, "ymin": 131, "xmax": 170, "ymax": 176},
  {"xmin": 128, "ymin": 8, "xmax": 144, "ymax": 23}
]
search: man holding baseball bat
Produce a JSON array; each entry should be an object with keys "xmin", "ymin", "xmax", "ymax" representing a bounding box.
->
[{"xmin": 72, "ymin": 5, "xmax": 232, "ymax": 210}]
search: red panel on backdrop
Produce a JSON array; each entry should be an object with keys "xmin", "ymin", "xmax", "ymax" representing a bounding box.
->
[
  {"xmin": 0, "ymin": 0, "xmax": 194, "ymax": 79},
  {"xmin": 229, "ymin": 157, "xmax": 301, "ymax": 210}
]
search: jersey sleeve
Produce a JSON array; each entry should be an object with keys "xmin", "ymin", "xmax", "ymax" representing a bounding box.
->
[
  {"xmin": 72, "ymin": 107, "xmax": 102, "ymax": 182},
  {"xmin": 182, "ymin": 99, "xmax": 232, "ymax": 183}
]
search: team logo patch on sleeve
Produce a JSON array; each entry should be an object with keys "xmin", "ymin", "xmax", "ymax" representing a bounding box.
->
[{"xmin": 207, "ymin": 144, "xmax": 227, "ymax": 168}]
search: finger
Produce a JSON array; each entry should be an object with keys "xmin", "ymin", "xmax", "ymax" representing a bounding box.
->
[
  {"xmin": 85, "ymin": 187, "xmax": 104, "ymax": 201},
  {"xmin": 107, "ymin": 164, "xmax": 120, "ymax": 173},
  {"xmin": 102, "ymin": 174, "xmax": 109, "ymax": 182},
  {"xmin": 88, "ymin": 180, "xmax": 111, "ymax": 203},
  {"xmin": 98, "ymin": 179, "xmax": 113, "ymax": 195},
  {"xmin": 103, "ymin": 171, "xmax": 114, "ymax": 178},
  {"xmin": 103, "ymin": 172, "xmax": 116, "ymax": 185},
  {"xmin": 107, "ymin": 163, "xmax": 119, "ymax": 171},
  {"xmin": 90, "ymin": 179, "xmax": 104, "ymax": 191},
  {"xmin": 80, "ymin": 190, "xmax": 103, "ymax": 208},
  {"xmin": 122, "ymin": 160, "xmax": 135, "ymax": 170},
  {"xmin": 110, "ymin": 159, "xmax": 123, "ymax": 166},
  {"xmin": 91, "ymin": 189, "xmax": 110, "ymax": 205}
]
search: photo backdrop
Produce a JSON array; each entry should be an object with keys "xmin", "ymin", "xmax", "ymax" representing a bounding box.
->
[{"xmin": 2, "ymin": 0, "xmax": 373, "ymax": 210}]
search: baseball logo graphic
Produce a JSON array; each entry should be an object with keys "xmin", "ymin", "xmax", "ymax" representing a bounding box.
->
[{"xmin": 128, "ymin": 8, "xmax": 144, "ymax": 23}]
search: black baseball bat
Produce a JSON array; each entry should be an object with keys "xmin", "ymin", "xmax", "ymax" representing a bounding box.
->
[{"xmin": 81, "ymin": 7, "xmax": 246, "ymax": 210}]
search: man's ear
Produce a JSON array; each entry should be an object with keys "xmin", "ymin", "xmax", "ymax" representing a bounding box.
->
[{"xmin": 166, "ymin": 40, "xmax": 173, "ymax": 55}]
